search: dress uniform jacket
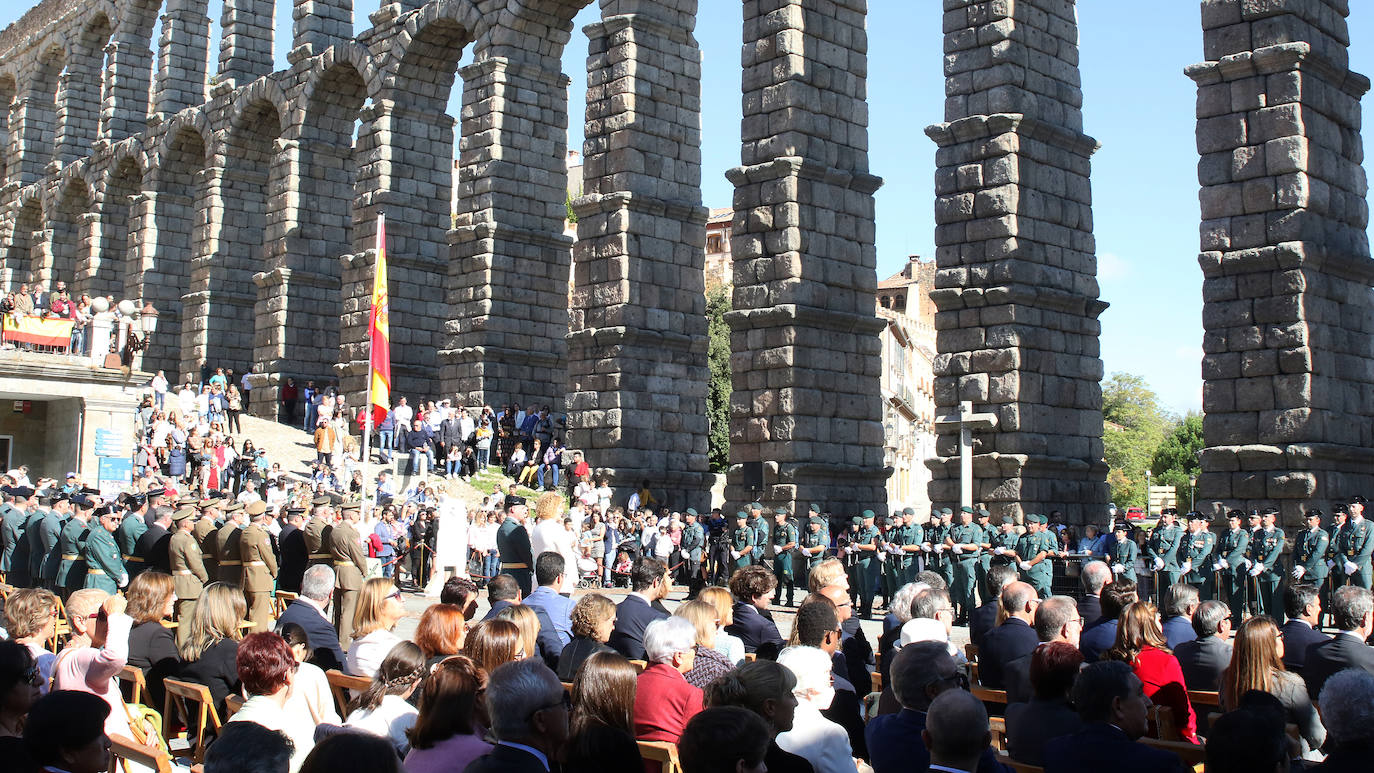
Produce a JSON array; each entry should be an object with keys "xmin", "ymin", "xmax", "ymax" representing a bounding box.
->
[
  {"xmin": 116, "ymin": 514, "xmax": 147, "ymax": 567},
  {"xmin": 0, "ymin": 504, "xmax": 25, "ymax": 580},
  {"xmin": 36, "ymin": 509, "xmax": 64, "ymax": 586},
  {"xmin": 82, "ymin": 525, "xmax": 126, "ymax": 593},
  {"xmin": 217, "ymin": 521, "xmax": 244, "ymax": 586},
  {"xmin": 56, "ymin": 515, "xmax": 90, "ymax": 592},
  {"xmin": 1111, "ymin": 537, "xmax": 1139, "ymax": 583},
  {"xmin": 496, "ymin": 517, "xmax": 535, "ymax": 595},
  {"xmin": 134, "ymin": 524, "xmax": 173, "ymax": 576},
  {"xmin": 169, "ymin": 530, "xmax": 209, "ymax": 601},
  {"xmin": 1181, "ymin": 529, "xmax": 1216, "ymax": 586},
  {"xmin": 23, "ymin": 509, "xmax": 45, "ymax": 581},
  {"xmin": 1347, "ymin": 517, "xmax": 1374, "ymax": 587},
  {"xmin": 240, "ymin": 524, "xmax": 279, "ymax": 592},
  {"xmin": 304, "ymin": 517, "xmax": 331, "ymax": 567},
  {"xmin": 1294, "ymin": 527, "xmax": 1330, "ymax": 584},
  {"xmin": 328, "ymin": 519, "xmax": 369, "ymax": 645},
  {"xmin": 277, "ymin": 523, "xmax": 307, "ymax": 593},
  {"xmin": 192, "ymin": 516, "xmax": 220, "ymax": 577}
]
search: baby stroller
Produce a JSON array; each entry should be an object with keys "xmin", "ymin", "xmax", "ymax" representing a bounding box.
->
[{"xmin": 575, "ymin": 555, "xmax": 601, "ymax": 589}]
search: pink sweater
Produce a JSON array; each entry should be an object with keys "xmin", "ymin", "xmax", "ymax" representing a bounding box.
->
[{"xmin": 53, "ymin": 613, "xmax": 133, "ymax": 740}]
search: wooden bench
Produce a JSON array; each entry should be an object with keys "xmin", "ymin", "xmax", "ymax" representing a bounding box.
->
[
  {"xmin": 638, "ymin": 740, "xmax": 682, "ymax": 773},
  {"xmin": 162, "ymin": 678, "xmax": 222, "ymax": 764},
  {"xmin": 989, "ymin": 716, "xmax": 1007, "ymax": 752},
  {"xmin": 1187, "ymin": 690, "xmax": 1221, "ymax": 708},
  {"xmin": 1141, "ymin": 738, "xmax": 1205, "ymax": 770},
  {"xmin": 326, "ymin": 669, "xmax": 372, "ymax": 718},
  {"xmin": 109, "ymin": 733, "xmax": 174, "ymax": 773},
  {"xmin": 972, "ymin": 685, "xmax": 1008, "ymax": 714}
]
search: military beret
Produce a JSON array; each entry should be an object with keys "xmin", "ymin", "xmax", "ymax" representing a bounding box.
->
[
  {"xmin": 1033, "ymin": 514, "xmax": 1047, "ymax": 524},
  {"xmin": 902, "ymin": 507, "xmax": 915, "ymax": 516},
  {"xmin": 862, "ymin": 509, "xmax": 876, "ymax": 520},
  {"xmin": 685, "ymin": 508, "xmax": 698, "ymax": 517},
  {"xmin": 809, "ymin": 516, "xmax": 823, "ymax": 526},
  {"xmin": 810, "ymin": 504, "xmax": 821, "ymax": 513},
  {"xmin": 940, "ymin": 508, "xmax": 953, "ymax": 516},
  {"xmin": 173, "ymin": 507, "xmax": 198, "ymax": 523},
  {"xmin": 748, "ymin": 502, "xmax": 762, "ymax": 510},
  {"xmin": 223, "ymin": 501, "xmax": 244, "ymax": 513},
  {"xmin": 850, "ymin": 516, "xmax": 863, "ymax": 526},
  {"xmin": 977, "ymin": 508, "xmax": 990, "ymax": 518},
  {"xmin": 312, "ymin": 495, "xmax": 332, "ymax": 506},
  {"xmin": 245, "ymin": 500, "xmax": 268, "ymax": 517},
  {"xmin": 734, "ymin": 511, "xmax": 749, "ymax": 520}
]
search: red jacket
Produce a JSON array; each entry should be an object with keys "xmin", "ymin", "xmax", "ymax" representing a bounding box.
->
[
  {"xmin": 1133, "ymin": 645, "xmax": 1197, "ymax": 743},
  {"xmin": 633, "ymin": 663, "xmax": 704, "ymax": 744}
]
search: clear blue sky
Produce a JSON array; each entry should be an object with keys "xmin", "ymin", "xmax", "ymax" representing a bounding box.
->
[{"xmin": 7, "ymin": 1, "xmax": 1373, "ymax": 417}]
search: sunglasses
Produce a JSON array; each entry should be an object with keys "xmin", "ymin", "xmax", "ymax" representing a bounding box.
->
[{"xmin": 386, "ymin": 590, "xmax": 404, "ymax": 602}]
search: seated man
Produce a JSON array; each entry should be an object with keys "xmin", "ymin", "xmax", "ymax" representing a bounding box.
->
[
  {"xmin": 1304, "ymin": 585, "xmax": 1374, "ymax": 700},
  {"xmin": 978, "ymin": 581, "xmax": 1039, "ymax": 688},
  {"xmin": 971, "ymin": 565, "xmax": 1018, "ymax": 652},
  {"xmin": 1316, "ymin": 669, "xmax": 1374, "ymax": 772},
  {"xmin": 1080, "ymin": 579, "xmax": 1138, "ymax": 664},
  {"xmin": 274, "ymin": 565, "xmax": 345, "ymax": 671},
  {"xmin": 923, "ymin": 690, "xmax": 1007, "ymax": 773},
  {"xmin": 1173, "ymin": 599, "xmax": 1232, "ymax": 692},
  {"xmin": 1042, "ymin": 661, "xmax": 1186, "ymax": 773},
  {"xmin": 1161, "ymin": 583, "xmax": 1200, "ymax": 650},
  {"xmin": 1278, "ymin": 583, "xmax": 1328, "ymax": 676}
]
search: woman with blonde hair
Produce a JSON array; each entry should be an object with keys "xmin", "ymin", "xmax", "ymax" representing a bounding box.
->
[
  {"xmin": 1104, "ymin": 601, "xmax": 1196, "ymax": 743},
  {"xmin": 675, "ymin": 600, "xmax": 733, "ymax": 689},
  {"xmin": 347, "ymin": 577, "xmax": 408, "ymax": 678},
  {"xmin": 1221, "ymin": 615, "xmax": 1324, "ymax": 757},
  {"xmin": 3, "ymin": 587, "xmax": 58, "ymax": 692},
  {"xmin": 463, "ymin": 619, "xmax": 523, "ymax": 675},
  {"xmin": 177, "ymin": 581, "xmax": 247, "ymax": 718},
  {"xmin": 698, "ymin": 586, "xmax": 745, "ymax": 665},
  {"xmin": 530, "ymin": 491, "xmax": 579, "ymax": 593},
  {"xmin": 495, "ymin": 603, "xmax": 540, "ymax": 662}
]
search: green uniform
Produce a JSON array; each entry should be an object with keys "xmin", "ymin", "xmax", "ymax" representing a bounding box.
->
[
  {"xmin": 82, "ymin": 525, "xmax": 126, "ymax": 594},
  {"xmin": 949, "ymin": 523, "xmax": 983, "ymax": 616},
  {"xmin": 898, "ymin": 522, "xmax": 924, "ymax": 584},
  {"xmin": 855, "ymin": 524, "xmax": 880, "ymax": 616},
  {"xmin": 731, "ymin": 526, "xmax": 756, "ymax": 570},
  {"xmin": 115, "ymin": 513, "xmax": 147, "ymax": 568},
  {"xmin": 1147, "ymin": 523, "xmax": 1184, "ymax": 595},
  {"xmin": 1017, "ymin": 531, "xmax": 1054, "ymax": 598},
  {"xmin": 1110, "ymin": 537, "xmax": 1138, "ymax": 583},
  {"xmin": 1217, "ymin": 528, "xmax": 1250, "ymax": 626},
  {"xmin": 974, "ymin": 522, "xmax": 993, "ymax": 605},
  {"xmin": 1181, "ymin": 529, "xmax": 1216, "ymax": 595},
  {"xmin": 1328, "ymin": 522, "xmax": 1353, "ymax": 587},
  {"xmin": 749, "ymin": 517, "xmax": 769, "ymax": 566},
  {"xmin": 878, "ymin": 523, "xmax": 901, "ymax": 605},
  {"xmin": 800, "ymin": 527, "xmax": 827, "ymax": 588},
  {"xmin": 1249, "ymin": 527, "xmax": 1285, "ymax": 617},
  {"xmin": 56, "ymin": 516, "xmax": 91, "ymax": 595},
  {"xmin": 1293, "ymin": 526, "xmax": 1330, "ymax": 586},
  {"xmin": 927, "ymin": 522, "xmax": 953, "ymax": 587},
  {"xmin": 36, "ymin": 510, "xmax": 65, "ymax": 589},
  {"xmin": 771, "ymin": 522, "xmax": 798, "ymax": 605},
  {"xmin": 681, "ymin": 521, "xmax": 705, "ymax": 596},
  {"xmin": 990, "ymin": 529, "xmax": 1019, "ymax": 566},
  {"xmin": 1347, "ymin": 518, "xmax": 1374, "ymax": 588}
]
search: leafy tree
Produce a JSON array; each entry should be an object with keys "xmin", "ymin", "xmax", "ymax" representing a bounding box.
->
[
  {"xmin": 706, "ymin": 286, "xmax": 732, "ymax": 473},
  {"xmin": 1152, "ymin": 413, "xmax": 1204, "ymax": 509},
  {"xmin": 1101, "ymin": 372, "xmax": 1175, "ymax": 507}
]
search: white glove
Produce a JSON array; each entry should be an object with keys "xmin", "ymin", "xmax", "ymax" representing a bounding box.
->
[
  {"xmin": 1181, "ymin": 561, "xmax": 1192, "ymax": 574},
  {"xmin": 1112, "ymin": 563, "xmax": 1124, "ymax": 574},
  {"xmin": 1019, "ymin": 561, "xmax": 1032, "ymax": 571},
  {"xmin": 877, "ymin": 552, "xmax": 887, "ymax": 563},
  {"xmin": 1153, "ymin": 557, "xmax": 1164, "ymax": 571},
  {"xmin": 1325, "ymin": 559, "xmax": 1335, "ymax": 569},
  {"xmin": 1211, "ymin": 561, "xmax": 1223, "ymax": 572},
  {"xmin": 953, "ymin": 545, "xmax": 963, "ymax": 555},
  {"xmin": 922, "ymin": 543, "xmax": 932, "ymax": 552},
  {"xmin": 731, "ymin": 550, "xmax": 741, "ymax": 560},
  {"xmin": 1242, "ymin": 558, "xmax": 1253, "ymax": 570},
  {"xmin": 774, "ymin": 545, "xmax": 784, "ymax": 554},
  {"xmin": 1218, "ymin": 558, "xmax": 1229, "ymax": 569},
  {"xmin": 1345, "ymin": 561, "xmax": 1358, "ymax": 575},
  {"xmin": 1293, "ymin": 566, "xmax": 1306, "ymax": 579},
  {"xmin": 1249, "ymin": 565, "xmax": 1263, "ymax": 577},
  {"xmin": 118, "ymin": 574, "xmax": 129, "ymax": 588},
  {"xmin": 994, "ymin": 546, "xmax": 1006, "ymax": 555},
  {"xmin": 935, "ymin": 545, "xmax": 945, "ymax": 553}
]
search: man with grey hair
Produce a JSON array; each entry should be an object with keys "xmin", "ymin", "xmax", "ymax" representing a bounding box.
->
[
  {"xmin": 1004, "ymin": 595, "xmax": 1083, "ymax": 703},
  {"xmin": 1161, "ymin": 582, "xmax": 1200, "ymax": 649},
  {"xmin": 1304, "ymin": 585, "xmax": 1374, "ymax": 700},
  {"xmin": 1316, "ymin": 668, "xmax": 1374, "ymax": 771},
  {"xmin": 275, "ymin": 563, "xmax": 344, "ymax": 671},
  {"xmin": 466, "ymin": 659, "xmax": 569, "ymax": 773},
  {"xmin": 923, "ymin": 690, "xmax": 994, "ymax": 773},
  {"xmin": 979, "ymin": 581, "xmax": 1039, "ymax": 689},
  {"xmin": 1078, "ymin": 560, "xmax": 1112, "ymax": 626},
  {"xmin": 1173, "ymin": 600, "xmax": 1232, "ymax": 691}
]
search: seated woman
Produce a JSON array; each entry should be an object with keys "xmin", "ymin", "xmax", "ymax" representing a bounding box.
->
[
  {"xmin": 415, "ymin": 604, "xmax": 467, "ymax": 672},
  {"xmin": 0, "ymin": 641, "xmax": 41, "ymax": 767},
  {"xmin": 124, "ymin": 571, "xmax": 179, "ymax": 710},
  {"xmin": 699, "ymin": 587, "xmax": 746, "ymax": 665},
  {"xmin": 566, "ymin": 652, "xmax": 642, "ymax": 773},
  {"xmin": 775, "ymin": 645, "xmax": 856, "ymax": 773},
  {"xmin": 3, "ymin": 588, "xmax": 58, "ymax": 693},
  {"xmin": 345, "ymin": 641, "xmax": 425, "ymax": 755},
  {"xmin": 558, "ymin": 593, "xmax": 617, "ymax": 682},
  {"xmin": 404, "ymin": 655, "xmax": 493, "ymax": 773},
  {"xmin": 1221, "ymin": 615, "xmax": 1324, "ymax": 758},
  {"xmin": 177, "ymin": 582, "xmax": 247, "ymax": 720},
  {"xmin": 464, "ymin": 620, "xmax": 524, "ymax": 676},
  {"xmin": 228, "ymin": 632, "xmax": 317, "ymax": 772},
  {"xmin": 724, "ymin": 566, "xmax": 785, "ymax": 656},
  {"xmin": 346, "ymin": 577, "xmax": 407, "ymax": 678},
  {"xmin": 495, "ymin": 604, "xmax": 542, "ymax": 663},
  {"xmin": 680, "ymin": 707, "xmax": 771, "ymax": 773},
  {"xmin": 51, "ymin": 591, "xmax": 136, "ymax": 743},
  {"xmin": 1104, "ymin": 601, "xmax": 1197, "ymax": 744},
  {"xmin": 704, "ymin": 659, "xmax": 813, "ymax": 773},
  {"xmin": 633, "ymin": 617, "xmax": 704, "ymax": 744},
  {"xmin": 1004, "ymin": 641, "xmax": 1085, "ymax": 765},
  {"xmin": 278, "ymin": 622, "xmax": 340, "ymax": 725},
  {"xmin": 675, "ymin": 600, "xmax": 733, "ymax": 689}
]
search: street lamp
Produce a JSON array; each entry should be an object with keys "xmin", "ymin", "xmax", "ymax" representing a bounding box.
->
[
  {"xmin": 139, "ymin": 303, "xmax": 159, "ymax": 339},
  {"xmin": 1144, "ymin": 470, "xmax": 1152, "ymax": 517},
  {"xmin": 1189, "ymin": 475, "xmax": 1197, "ymax": 511}
]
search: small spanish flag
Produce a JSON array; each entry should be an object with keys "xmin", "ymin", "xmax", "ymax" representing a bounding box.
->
[{"xmin": 367, "ymin": 213, "xmax": 391, "ymax": 428}]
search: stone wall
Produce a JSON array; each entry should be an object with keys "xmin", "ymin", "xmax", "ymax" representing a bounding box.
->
[{"xmin": 1191, "ymin": 0, "xmax": 1374, "ymax": 524}]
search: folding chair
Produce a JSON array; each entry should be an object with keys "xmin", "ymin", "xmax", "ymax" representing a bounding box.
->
[
  {"xmin": 224, "ymin": 693, "xmax": 245, "ymax": 721},
  {"xmin": 326, "ymin": 669, "xmax": 372, "ymax": 718},
  {"xmin": 989, "ymin": 716, "xmax": 1007, "ymax": 752},
  {"xmin": 162, "ymin": 678, "xmax": 223, "ymax": 763},
  {"xmin": 274, "ymin": 591, "xmax": 298, "ymax": 619},
  {"xmin": 972, "ymin": 685, "xmax": 1008, "ymax": 716},
  {"xmin": 628, "ymin": 659, "xmax": 648, "ymax": 673},
  {"xmin": 1186, "ymin": 690, "xmax": 1221, "ymax": 709},
  {"xmin": 638, "ymin": 740, "xmax": 682, "ymax": 773},
  {"xmin": 109, "ymin": 733, "xmax": 174, "ymax": 773},
  {"xmin": 118, "ymin": 664, "xmax": 148, "ymax": 707}
]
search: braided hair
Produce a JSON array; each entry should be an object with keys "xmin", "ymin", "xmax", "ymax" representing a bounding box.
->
[{"xmin": 351, "ymin": 640, "xmax": 426, "ymax": 714}]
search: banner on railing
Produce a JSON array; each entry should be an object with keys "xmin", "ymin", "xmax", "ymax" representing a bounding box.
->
[{"xmin": 2, "ymin": 316, "xmax": 75, "ymax": 347}]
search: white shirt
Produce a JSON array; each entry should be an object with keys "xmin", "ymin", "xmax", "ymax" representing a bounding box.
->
[
  {"xmin": 776, "ymin": 702, "xmax": 857, "ymax": 773},
  {"xmin": 531, "ymin": 517, "xmax": 579, "ymax": 594},
  {"xmin": 230, "ymin": 694, "xmax": 317, "ymax": 773},
  {"xmin": 347, "ymin": 629, "xmax": 403, "ymax": 678},
  {"xmin": 345, "ymin": 693, "xmax": 418, "ymax": 755}
]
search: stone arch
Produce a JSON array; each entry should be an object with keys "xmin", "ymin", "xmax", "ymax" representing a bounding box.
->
[
  {"xmin": 49, "ymin": 175, "xmax": 94, "ymax": 290},
  {"xmin": 383, "ymin": 0, "xmax": 485, "ymax": 96},
  {"xmin": 56, "ymin": 12, "xmax": 114, "ymax": 161},
  {"xmin": 4, "ymin": 191, "xmax": 44, "ymax": 292},
  {"xmin": 293, "ymin": 41, "xmax": 383, "ymax": 135},
  {"xmin": 0, "ymin": 73, "xmax": 16, "ymax": 186},
  {"xmin": 103, "ymin": 0, "xmax": 162, "ymax": 140},
  {"xmin": 16, "ymin": 45, "xmax": 66, "ymax": 179},
  {"xmin": 224, "ymin": 78, "xmax": 289, "ymax": 148},
  {"xmin": 93, "ymin": 148, "xmax": 144, "ymax": 299}
]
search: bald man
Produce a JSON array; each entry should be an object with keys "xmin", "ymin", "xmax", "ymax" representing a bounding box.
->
[{"xmin": 924, "ymin": 689, "xmax": 995, "ymax": 773}]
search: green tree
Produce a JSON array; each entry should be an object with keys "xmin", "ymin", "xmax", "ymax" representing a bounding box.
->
[
  {"xmin": 706, "ymin": 286, "xmax": 732, "ymax": 473},
  {"xmin": 1152, "ymin": 413, "xmax": 1205, "ymax": 509},
  {"xmin": 1102, "ymin": 372, "xmax": 1175, "ymax": 508}
]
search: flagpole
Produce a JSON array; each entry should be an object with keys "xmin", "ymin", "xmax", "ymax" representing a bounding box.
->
[{"xmin": 361, "ymin": 211, "xmax": 383, "ymax": 518}]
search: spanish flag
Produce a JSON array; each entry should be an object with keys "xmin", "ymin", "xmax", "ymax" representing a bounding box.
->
[{"xmin": 367, "ymin": 213, "xmax": 391, "ymax": 428}]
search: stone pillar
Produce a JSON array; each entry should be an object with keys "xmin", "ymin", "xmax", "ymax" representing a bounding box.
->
[
  {"xmin": 152, "ymin": 0, "xmax": 211, "ymax": 119},
  {"xmin": 102, "ymin": 28, "xmax": 155, "ymax": 140},
  {"xmin": 218, "ymin": 0, "xmax": 275, "ymax": 86},
  {"xmin": 1190, "ymin": 0, "xmax": 1374, "ymax": 522},
  {"xmin": 564, "ymin": 6, "xmax": 710, "ymax": 508},
  {"xmin": 26, "ymin": 227, "xmax": 54, "ymax": 285},
  {"xmin": 290, "ymin": 0, "xmax": 353, "ymax": 60},
  {"xmin": 10, "ymin": 94, "xmax": 57, "ymax": 184},
  {"xmin": 923, "ymin": 0, "xmax": 1109, "ymax": 523},
  {"xmin": 723, "ymin": 0, "xmax": 888, "ymax": 515},
  {"xmin": 128, "ymin": 191, "xmax": 189, "ymax": 378},
  {"xmin": 441, "ymin": 58, "xmax": 572, "ymax": 411},
  {"xmin": 181, "ymin": 166, "xmax": 256, "ymax": 376}
]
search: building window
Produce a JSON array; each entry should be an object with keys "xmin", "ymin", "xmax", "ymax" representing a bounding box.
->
[
  {"xmin": 894, "ymin": 294, "xmax": 906, "ymax": 311},
  {"xmin": 880, "ymin": 295, "xmax": 890, "ymax": 308}
]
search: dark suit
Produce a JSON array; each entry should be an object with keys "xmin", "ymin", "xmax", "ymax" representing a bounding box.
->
[
  {"xmin": 821, "ymin": 670, "xmax": 868, "ymax": 761},
  {"xmin": 724, "ymin": 602, "xmax": 785, "ymax": 656},
  {"xmin": 840, "ymin": 617, "xmax": 875, "ymax": 695},
  {"xmin": 464, "ymin": 742, "xmax": 549, "ymax": 773},
  {"xmin": 1279, "ymin": 619, "xmax": 1329, "ymax": 675},
  {"xmin": 608, "ymin": 594, "xmax": 669, "ymax": 660},
  {"xmin": 483, "ymin": 599, "xmax": 562, "ymax": 667},
  {"xmin": 275, "ymin": 599, "xmax": 345, "ymax": 672},
  {"xmin": 1161, "ymin": 616, "xmax": 1196, "ymax": 650},
  {"xmin": 1003, "ymin": 652, "xmax": 1033, "ymax": 704},
  {"xmin": 1173, "ymin": 635, "xmax": 1232, "ymax": 692},
  {"xmin": 1313, "ymin": 741, "xmax": 1374, "ymax": 773},
  {"xmin": 496, "ymin": 517, "xmax": 535, "ymax": 595},
  {"xmin": 1304, "ymin": 631, "xmax": 1374, "ymax": 700},
  {"xmin": 557, "ymin": 636, "xmax": 615, "ymax": 682},
  {"xmin": 1077, "ymin": 594, "xmax": 1102, "ymax": 627},
  {"xmin": 866, "ymin": 707, "xmax": 1011, "ymax": 773},
  {"xmin": 979, "ymin": 618, "xmax": 1039, "ymax": 689},
  {"xmin": 1005, "ymin": 698, "xmax": 1083, "ymax": 766},
  {"xmin": 277, "ymin": 524, "xmax": 307, "ymax": 593},
  {"xmin": 133, "ymin": 524, "xmax": 172, "ymax": 576},
  {"xmin": 1079, "ymin": 618, "xmax": 1118, "ymax": 664},
  {"xmin": 1042, "ymin": 722, "xmax": 1186, "ymax": 773},
  {"xmin": 969, "ymin": 599, "xmax": 999, "ymax": 651}
]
